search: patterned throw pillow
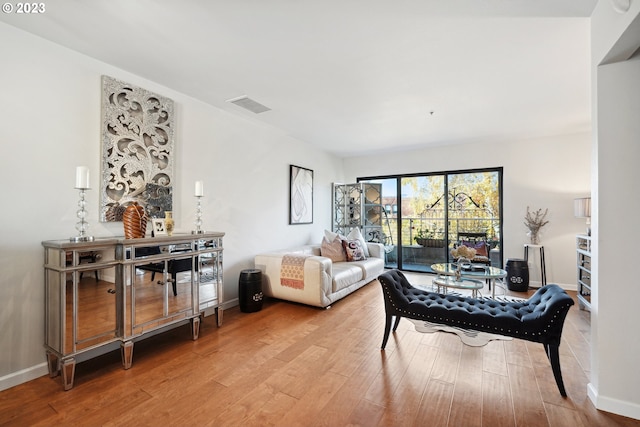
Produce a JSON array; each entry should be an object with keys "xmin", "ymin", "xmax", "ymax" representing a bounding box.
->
[
  {"xmin": 342, "ymin": 239, "xmax": 366, "ymax": 261},
  {"xmin": 321, "ymin": 235, "xmax": 347, "ymax": 262},
  {"xmin": 346, "ymin": 227, "xmax": 369, "ymax": 257}
]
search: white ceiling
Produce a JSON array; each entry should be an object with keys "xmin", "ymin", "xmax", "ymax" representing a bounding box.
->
[{"xmin": 0, "ymin": 0, "xmax": 596, "ymax": 157}]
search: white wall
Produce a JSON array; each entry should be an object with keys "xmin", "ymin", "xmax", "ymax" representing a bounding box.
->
[
  {"xmin": 343, "ymin": 133, "xmax": 591, "ymax": 287},
  {"xmin": 590, "ymin": 0, "xmax": 640, "ymax": 419},
  {"xmin": 0, "ymin": 22, "xmax": 342, "ymax": 389}
]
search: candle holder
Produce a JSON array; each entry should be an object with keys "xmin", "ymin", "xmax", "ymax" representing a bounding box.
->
[
  {"xmin": 70, "ymin": 188, "xmax": 94, "ymax": 242},
  {"xmin": 192, "ymin": 195, "xmax": 205, "ymax": 234}
]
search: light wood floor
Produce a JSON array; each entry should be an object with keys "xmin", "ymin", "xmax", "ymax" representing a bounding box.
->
[{"xmin": 2, "ymin": 272, "xmax": 639, "ymax": 427}]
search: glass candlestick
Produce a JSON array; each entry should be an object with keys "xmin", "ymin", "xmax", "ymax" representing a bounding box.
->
[
  {"xmin": 192, "ymin": 195, "xmax": 205, "ymax": 234},
  {"xmin": 70, "ymin": 188, "xmax": 94, "ymax": 242}
]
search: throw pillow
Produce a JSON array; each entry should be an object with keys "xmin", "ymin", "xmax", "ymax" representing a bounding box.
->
[
  {"xmin": 324, "ymin": 229, "xmax": 342, "ymax": 242},
  {"xmin": 342, "ymin": 239, "xmax": 366, "ymax": 261},
  {"xmin": 346, "ymin": 227, "xmax": 370, "ymax": 257},
  {"xmin": 321, "ymin": 235, "xmax": 347, "ymax": 262},
  {"xmin": 462, "ymin": 241, "xmax": 488, "ymax": 257}
]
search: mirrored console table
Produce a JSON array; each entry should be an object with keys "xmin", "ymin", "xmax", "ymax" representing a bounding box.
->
[{"xmin": 42, "ymin": 232, "xmax": 224, "ymax": 390}]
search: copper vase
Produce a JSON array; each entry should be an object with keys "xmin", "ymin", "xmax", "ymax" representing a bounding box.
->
[{"xmin": 123, "ymin": 202, "xmax": 148, "ymax": 239}]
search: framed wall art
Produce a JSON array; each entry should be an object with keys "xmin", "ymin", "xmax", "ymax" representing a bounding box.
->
[{"xmin": 289, "ymin": 165, "xmax": 313, "ymax": 224}]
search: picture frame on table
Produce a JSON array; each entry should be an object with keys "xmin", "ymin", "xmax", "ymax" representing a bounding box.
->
[
  {"xmin": 151, "ymin": 218, "xmax": 167, "ymax": 237},
  {"xmin": 289, "ymin": 164, "xmax": 313, "ymax": 224}
]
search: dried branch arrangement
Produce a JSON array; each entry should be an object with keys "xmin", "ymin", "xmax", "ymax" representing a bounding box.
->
[{"xmin": 524, "ymin": 207, "xmax": 549, "ymax": 244}]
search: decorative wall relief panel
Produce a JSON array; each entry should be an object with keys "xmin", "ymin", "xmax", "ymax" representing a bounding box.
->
[{"xmin": 100, "ymin": 76, "xmax": 174, "ymax": 222}]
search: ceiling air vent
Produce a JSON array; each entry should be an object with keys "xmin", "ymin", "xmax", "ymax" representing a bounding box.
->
[{"xmin": 226, "ymin": 95, "xmax": 271, "ymax": 114}]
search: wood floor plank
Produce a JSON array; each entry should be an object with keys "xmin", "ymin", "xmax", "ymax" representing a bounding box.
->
[
  {"xmin": 0, "ymin": 400, "xmax": 58, "ymax": 427},
  {"xmin": 376, "ymin": 344, "xmax": 438, "ymax": 427},
  {"xmin": 212, "ymin": 382, "xmax": 292, "ymax": 426},
  {"xmin": 265, "ymin": 344, "xmax": 330, "ymax": 399},
  {"xmin": 276, "ymin": 371, "xmax": 348, "ymax": 427},
  {"xmin": 362, "ymin": 328, "xmax": 423, "ymax": 407},
  {"xmin": 508, "ymin": 363, "xmax": 550, "ymax": 427},
  {"xmin": 414, "ymin": 379, "xmax": 455, "ymax": 427},
  {"xmin": 427, "ymin": 331, "xmax": 463, "ymax": 384},
  {"xmin": 188, "ymin": 358, "xmax": 290, "ymax": 427},
  {"xmin": 482, "ymin": 339, "xmax": 508, "ymax": 377},
  {"xmin": 544, "ymin": 401, "xmax": 587, "ymax": 427},
  {"xmin": 482, "ymin": 370, "xmax": 516, "ymax": 427},
  {"xmin": 326, "ymin": 327, "xmax": 378, "ymax": 377},
  {"xmin": 504, "ymin": 338, "xmax": 532, "ymax": 368},
  {"xmin": 448, "ymin": 344, "xmax": 484, "ymax": 427},
  {"xmin": 313, "ymin": 349, "xmax": 384, "ymax": 427},
  {"xmin": 105, "ymin": 379, "xmax": 228, "ymax": 427},
  {"xmin": 242, "ymin": 392, "xmax": 298, "ymax": 427},
  {"xmin": 345, "ymin": 399, "xmax": 386, "ymax": 427}
]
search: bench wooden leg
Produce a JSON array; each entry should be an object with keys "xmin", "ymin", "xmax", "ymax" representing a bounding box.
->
[
  {"xmin": 381, "ymin": 315, "xmax": 403, "ymax": 349},
  {"xmin": 381, "ymin": 315, "xmax": 393, "ymax": 349},
  {"xmin": 546, "ymin": 343, "xmax": 567, "ymax": 397}
]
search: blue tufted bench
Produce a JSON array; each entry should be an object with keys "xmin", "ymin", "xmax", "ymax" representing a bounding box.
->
[{"xmin": 378, "ymin": 269, "xmax": 575, "ymax": 396}]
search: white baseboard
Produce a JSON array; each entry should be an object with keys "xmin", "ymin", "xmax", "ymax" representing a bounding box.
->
[
  {"xmin": 0, "ymin": 362, "xmax": 49, "ymax": 392},
  {"xmin": 222, "ymin": 298, "xmax": 238, "ymax": 310},
  {"xmin": 588, "ymin": 382, "xmax": 640, "ymax": 420}
]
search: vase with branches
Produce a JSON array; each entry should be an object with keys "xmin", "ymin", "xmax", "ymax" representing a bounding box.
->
[{"xmin": 524, "ymin": 206, "xmax": 549, "ymax": 244}]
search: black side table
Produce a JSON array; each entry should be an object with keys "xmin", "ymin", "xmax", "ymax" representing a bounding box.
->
[{"xmin": 239, "ymin": 269, "xmax": 263, "ymax": 312}]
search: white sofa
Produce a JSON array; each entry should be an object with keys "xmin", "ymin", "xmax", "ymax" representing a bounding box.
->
[{"xmin": 254, "ymin": 242, "xmax": 385, "ymax": 308}]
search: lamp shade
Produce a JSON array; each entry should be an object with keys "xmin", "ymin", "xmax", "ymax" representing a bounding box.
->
[{"xmin": 574, "ymin": 197, "xmax": 591, "ymax": 218}]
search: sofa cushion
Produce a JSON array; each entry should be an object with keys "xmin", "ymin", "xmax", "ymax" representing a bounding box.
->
[
  {"xmin": 332, "ymin": 262, "xmax": 364, "ymax": 292},
  {"xmin": 321, "ymin": 235, "xmax": 347, "ymax": 262},
  {"xmin": 342, "ymin": 239, "xmax": 366, "ymax": 261},
  {"xmin": 351, "ymin": 257, "xmax": 385, "ymax": 280}
]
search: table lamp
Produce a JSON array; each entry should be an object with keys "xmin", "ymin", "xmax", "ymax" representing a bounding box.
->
[{"xmin": 574, "ymin": 197, "xmax": 591, "ymax": 236}]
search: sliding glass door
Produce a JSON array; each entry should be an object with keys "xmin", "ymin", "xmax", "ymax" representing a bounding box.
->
[
  {"xmin": 446, "ymin": 171, "xmax": 501, "ymax": 256},
  {"xmin": 401, "ymin": 175, "xmax": 447, "ymax": 270},
  {"xmin": 360, "ymin": 167, "xmax": 502, "ymax": 273}
]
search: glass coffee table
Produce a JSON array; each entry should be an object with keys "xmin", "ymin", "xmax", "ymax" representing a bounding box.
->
[
  {"xmin": 432, "ymin": 276, "xmax": 484, "ymax": 298},
  {"xmin": 431, "ymin": 263, "xmax": 507, "ymax": 298}
]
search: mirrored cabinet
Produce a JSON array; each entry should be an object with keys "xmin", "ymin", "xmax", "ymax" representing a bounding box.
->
[{"xmin": 43, "ymin": 232, "xmax": 224, "ymax": 390}]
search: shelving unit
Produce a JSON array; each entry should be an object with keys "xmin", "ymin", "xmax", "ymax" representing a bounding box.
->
[
  {"xmin": 576, "ymin": 234, "xmax": 591, "ymax": 311},
  {"xmin": 332, "ymin": 182, "xmax": 383, "ymax": 242}
]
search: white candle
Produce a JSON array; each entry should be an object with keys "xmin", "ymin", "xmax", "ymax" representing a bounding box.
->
[
  {"xmin": 75, "ymin": 166, "xmax": 90, "ymax": 189},
  {"xmin": 195, "ymin": 180, "xmax": 204, "ymax": 197}
]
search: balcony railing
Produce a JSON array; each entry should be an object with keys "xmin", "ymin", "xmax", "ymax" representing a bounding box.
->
[{"xmin": 381, "ymin": 216, "xmax": 500, "ymax": 247}]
